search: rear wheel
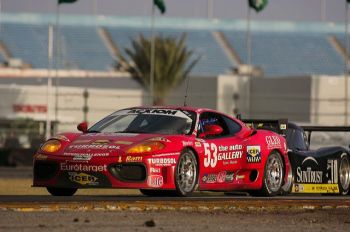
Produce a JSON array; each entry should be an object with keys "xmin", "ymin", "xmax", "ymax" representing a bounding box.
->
[
  {"xmin": 250, "ymin": 152, "xmax": 284, "ymax": 197},
  {"xmin": 174, "ymin": 149, "xmax": 198, "ymax": 196},
  {"xmin": 47, "ymin": 187, "xmax": 77, "ymax": 196},
  {"xmin": 339, "ymin": 154, "xmax": 350, "ymax": 195}
]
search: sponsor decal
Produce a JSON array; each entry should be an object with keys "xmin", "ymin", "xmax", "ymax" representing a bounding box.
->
[
  {"xmin": 60, "ymin": 163, "xmax": 107, "ymax": 172},
  {"xmin": 225, "ymin": 172, "xmax": 235, "ymax": 183},
  {"xmin": 292, "ymin": 183, "xmax": 339, "ymax": 194},
  {"xmin": 217, "ymin": 171, "xmax": 226, "ymax": 183},
  {"xmin": 114, "ymin": 141, "xmax": 133, "ymax": 145},
  {"xmin": 35, "ymin": 154, "xmax": 48, "ymax": 160},
  {"xmin": 204, "ymin": 143, "xmax": 243, "ymax": 168},
  {"xmin": 182, "ymin": 141, "xmax": 193, "ymax": 146},
  {"xmin": 81, "ymin": 133, "xmax": 138, "ymax": 137},
  {"xmin": 151, "ymin": 152, "xmax": 180, "ymax": 157},
  {"xmin": 63, "ymin": 152, "xmax": 109, "ymax": 158},
  {"xmin": 265, "ymin": 136, "xmax": 281, "ymax": 149},
  {"xmin": 68, "ymin": 144, "xmax": 120, "ymax": 150},
  {"xmin": 147, "ymin": 175, "xmax": 164, "ymax": 188},
  {"xmin": 148, "ymin": 137, "xmax": 171, "ymax": 143},
  {"xmin": 296, "ymin": 156, "xmax": 323, "ymax": 183},
  {"xmin": 247, "ymin": 146, "xmax": 261, "ymax": 163},
  {"xmin": 280, "ymin": 124, "xmax": 287, "ymax": 130},
  {"xmin": 68, "ymin": 172, "xmax": 99, "ymax": 186},
  {"xmin": 126, "ymin": 156, "xmax": 143, "ymax": 162},
  {"xmin": 195, "ymin": 142, "xmax": 201, "ymax": 147},
  {"xmin": 128, "ymin": 109, "xmax": 178, "ymax": 115},
  {"xmin": 150, "ymin": 167, "xmax": 161, "ymax": 174},
  {"xmin": 202, "ymin": 173, "xmax": 217, "ymax": 183},
  {"xmin": 149, "ymin": 158, "xmax": 176, "ymax": 166},
  {"xmin": 92, "ymin": 140, "xmax": 110, "ymax": 145},
  {"xmin": 72, "ymin": 139, "xmax": 91, "ymax": 144},
  {"xmin": 235, "ymin": 175, "xmax": 245, "ymax": 181},
  {"xmin": 327, "ymin": 159, "xmax": 338, "ymax": 184},
  {"xmin": 196, "ymin": 138, "xmax": 206, "ymax": 143},
  {"xmin": 13, "ymin": 104, "xmax": 47, "ymax": 113}
]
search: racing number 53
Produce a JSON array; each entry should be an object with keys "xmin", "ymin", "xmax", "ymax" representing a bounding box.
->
[{"xmin": 203, "ymin": 143, "xmax": 218, "ymax": 168}]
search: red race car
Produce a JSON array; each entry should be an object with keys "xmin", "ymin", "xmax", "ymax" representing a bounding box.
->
[{"xmin": 33, "ymin": 106, "xmax": 290, "ymax": 197}]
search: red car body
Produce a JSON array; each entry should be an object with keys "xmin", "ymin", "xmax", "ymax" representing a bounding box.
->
[{"xmin": 33, "ymin": 106, "xmax": 290, "ymax": 196}]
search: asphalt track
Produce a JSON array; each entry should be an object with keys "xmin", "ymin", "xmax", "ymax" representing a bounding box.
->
[
  {"xmin": 2, "ymin": 194, "xmax": 350, "ymax": 212},
  {"xmin": 2, "ymin": 167, "xmax": 350, "ymax": 211}
]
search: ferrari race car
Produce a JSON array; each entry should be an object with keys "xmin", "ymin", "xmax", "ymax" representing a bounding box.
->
[
  {"xmin": 33, "ymin": 106, "xmax": 290, "ymax": 197},
  {"xmin": 244, "ymin": 119, "xmax": 350, "ymax": 195}
]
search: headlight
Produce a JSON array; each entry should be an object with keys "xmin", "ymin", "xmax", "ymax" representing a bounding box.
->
[
  {"xmin": 41, "ymin": 139, "xmax": 62, "ymax": 153},
  {"xmin": 127, "ymin": 141, "xmax": 165, "ymax": 154}
]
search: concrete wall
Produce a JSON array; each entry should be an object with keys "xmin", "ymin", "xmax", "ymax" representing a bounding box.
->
[
  {"xmin": 311, "ymin": 75, "xmax": 350, "ymax": 125},
  {"xmin": 249, "ymin": 76, "xmax": 311, "ymax": 122}
]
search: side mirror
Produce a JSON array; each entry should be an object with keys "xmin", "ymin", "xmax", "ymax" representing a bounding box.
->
[
  {"xmin": 77, "ymin": 122, "xmax": 88, "ymax": 133},
  {"xmin": 199, "ymin": 124, "xmax": 223, "ymax": 138}
]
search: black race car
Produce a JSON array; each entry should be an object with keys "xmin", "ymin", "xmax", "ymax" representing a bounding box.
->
[{"xmin": 243, "ymin": 118, "xmax": 350, "ymax": 195}]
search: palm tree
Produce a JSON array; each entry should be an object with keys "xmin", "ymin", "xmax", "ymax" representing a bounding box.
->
[{"xmin": 115, "ymin": 33, "xmax": 200, "ymax": 105}]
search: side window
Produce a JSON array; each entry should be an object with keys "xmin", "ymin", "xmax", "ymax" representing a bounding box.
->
[
  {"xmin": 198, "ymin": 112, "xmax": 233, "ymax": 138},
  {"xmin": 222, "ymin": 116, "xmax": 241, "ymax": 135}
]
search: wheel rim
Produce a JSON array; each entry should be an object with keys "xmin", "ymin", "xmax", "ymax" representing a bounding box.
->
[
  {"xmin": 339, "ymin": 155, "xmax": 350, "ymax": 192},
  {"xmin": 177, "ymin": 152, "xmax": 197, "ymax": 193},
  {"xmin": 265, "ymin": 154, "xmax": 283, "ymax": 193}
]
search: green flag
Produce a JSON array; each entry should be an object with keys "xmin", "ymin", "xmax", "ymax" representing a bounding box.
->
[
  {"xmin": 154, "ymin": 0, "xmax": 166, "ymax": 14},
  {"xmin": 248, "ymin": 0, "xmax": 268, "ymax": 12},
  {"xmin": 58, "ymin": 0, "xmax": 78, "ymax": 4}
]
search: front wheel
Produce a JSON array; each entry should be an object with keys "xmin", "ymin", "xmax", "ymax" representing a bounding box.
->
[
  {"xmin": 174, "ymin": 149, "xmax": 198, "ymax": 196},
  {"xmin": 250, "ymin": 152, "xmax": 284, "ymax": 197},
  {"xmin": 47, "ymin": 187, "xmax": 77, "ymax": 196},
  {"xmin": 339, "ymin": 154, "xmax": 350, "ymax": 195}
]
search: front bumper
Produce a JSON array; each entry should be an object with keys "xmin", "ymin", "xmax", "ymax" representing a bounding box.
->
[{"xmin": 32, "ymin": 153, "xmax": 178, "ymax": 190}]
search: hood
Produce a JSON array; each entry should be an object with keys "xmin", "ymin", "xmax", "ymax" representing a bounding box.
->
[{"xmin": 63, "ymin": 132, "xmax": 168, "ymax": 157}]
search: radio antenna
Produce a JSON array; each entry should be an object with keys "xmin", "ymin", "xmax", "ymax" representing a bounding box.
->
[{"xmin": 183, "ymin": 74, "xmax": 191, "ymax": 106}]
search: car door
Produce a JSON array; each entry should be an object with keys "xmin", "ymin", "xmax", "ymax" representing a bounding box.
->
[{"xmin": 197, "ymin": 111, "xmax": 243, "ymax": 188}]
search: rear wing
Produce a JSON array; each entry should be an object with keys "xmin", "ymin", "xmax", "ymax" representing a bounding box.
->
[
  {"xmin": 302, "ymin": 126, "xmax": 350, "ymax": 146},
  {"xmin": 241, "ymin": 118, "xmax": 288, "ymax": 136}
]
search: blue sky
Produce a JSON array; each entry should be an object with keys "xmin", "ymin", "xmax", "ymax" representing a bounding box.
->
[{"xmin": 1, "ymin": 0, "xmax": 347, "ymax": 23}]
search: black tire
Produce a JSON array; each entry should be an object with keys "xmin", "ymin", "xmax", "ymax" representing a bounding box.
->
[
  {"xmin": 139, "ymin": 189, "xmax": 177, "ymax": 197},
  {"xmin": 174, "ymin": 149, "xmax": 198, "ymax": 197},
  {"xmin": 339, "ymin": 154, "xmax": 350, "ymax": 195},
  {"xmin": 47, "ymin": 187, "xmax": 77, "ymax": 196},
  {"xmin": 250, "ymin": 151, "xmax": 284, "ymax": 197}
]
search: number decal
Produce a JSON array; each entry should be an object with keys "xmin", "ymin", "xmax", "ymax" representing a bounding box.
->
[
  {"xmin": 204, "ymin": 143, "xmax": 211, "ymax": 168},
  {"xmin": 327, "ymin": 159, "xmax": 338, "ymax": 184},
  {"xmin": 210, "ymin": 143, "xmax": 218, "ymax": 168},
  {"xmin": 203, "ymin": 143, "xmax": 218, "ymax": 168}
]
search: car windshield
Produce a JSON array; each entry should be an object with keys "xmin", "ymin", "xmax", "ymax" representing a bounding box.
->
[{"xmin": 88, "ymin": 108, "xmax": 196, "ymax": 135}]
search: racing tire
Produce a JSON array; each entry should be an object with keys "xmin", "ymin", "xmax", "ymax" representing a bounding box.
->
[
  {"xmin": 174, "ymin": 149, "xmax": 198, "ymax": 197},
  {"xmin": 139, "ymin": 189, "xmax": 177, "ymax": 197},
  {"xmin": 46, "ymin": 187, "xmax": 77, "ymax": 196},
  {"xmin": 250, "ymin": 151, "xmax": 284, "ymax": 197},
  {"xmin": 339, "ymin": 154, "xmax": 350, "ymax": 195},
  {"xmin": 280, "ymin": 164, "xmax": 293, "ymax": 195}
]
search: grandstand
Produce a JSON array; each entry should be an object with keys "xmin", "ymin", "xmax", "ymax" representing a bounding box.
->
[{"xmin": 0, "ymin": 13, "xmax": 347, "ymax": 77}]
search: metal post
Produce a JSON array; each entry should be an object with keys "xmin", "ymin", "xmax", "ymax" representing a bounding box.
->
[
  {"xmin": 246, "ymin": 6, "xmax": 252, "ymax": 118},
  {"xmin": 208, "ymin": 0, "xmax": 213, "ymax": 19},
  {"xmin": 45, "ymin": 25, "xmax": 54, "ymax": 140},
  {"xmin": 150, "ymin": 3, "xmax": 155, "ymax": 105},
  {"xmin": 320, "ymin": 0, "xmax": 326, "ymax": 22},
  {"xmin": 54, "ymin": 4, "xmax": 60, "ymax": 132},
  {"xmin": 345, "ymin": 2, "xmax": 349, "ymax": 125}
]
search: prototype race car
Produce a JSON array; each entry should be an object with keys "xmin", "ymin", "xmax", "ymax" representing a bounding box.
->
[
  {"xmin": 244, "ymin": 119, "xmax": 350, "ymax": 195},
  {"xmin": 33, "ymin": 106, "xmax": 290, "ymax": 197}
]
